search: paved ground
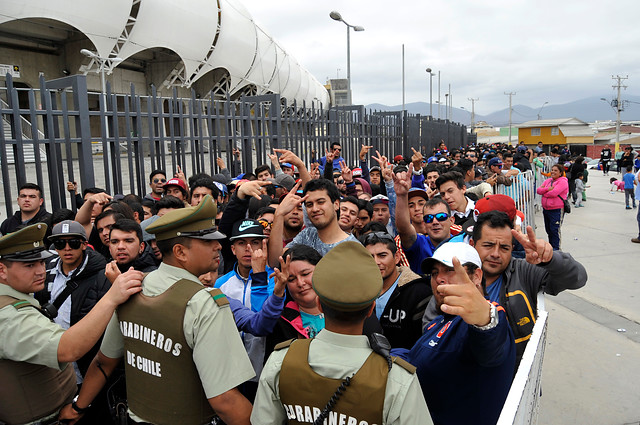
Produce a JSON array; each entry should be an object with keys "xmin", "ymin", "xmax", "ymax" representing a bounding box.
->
[{"xmin": 536, "ymin": 168, "xmax": 640, "ymax": 425}]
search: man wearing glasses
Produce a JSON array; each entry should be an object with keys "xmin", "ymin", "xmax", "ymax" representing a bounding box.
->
[
  {"xmin": 36, "ymin": 220, "xmax": 109, "ymax": 383},
  {"xmin": 394, "ymin": 168, "xmax": 464, "ymax": 274},
  {"xmin": 487, "ymin": 158, "xmax": 514, "ymax": 187},
  {"xmin": 318, "ymin": 142, "xmax": 345, "ymax": 172},
  {"xmin": 144, "ymin": 169, "xmax": 166, "ymax": 203}
]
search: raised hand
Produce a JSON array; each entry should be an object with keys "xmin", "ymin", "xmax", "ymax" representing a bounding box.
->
[
  {"xmin": 105, "ymin": 260, "xmax": 121, "ymax": 284},
  {"xmin": 381, "ymin": 163, "xmax": 394, "ymax": 183},
  {"xmin": 274, "ymin": 148, "xmax": 304, "ymax": 168},
  {"xmin": 438, "ymin": 257, "xmax": 491, "ymax": 326},
  {"xmin": 339, "ymin": 160, "xmax": 353, "ymax": 183},
  {"xmin": 249, "ymin": 239, "xmax": 268, "ymax": 273},
  {"xmin": 393, "ymin": 163, "xmax": 412, "ymax": 196},
  {"xmin": 270, "ymin": 254, "xmax": 291, "ymax": 298},
  {"xmin": 275, "ymin": 180, "xmax": 309, "ymax": 217},
  {"xmin": 411, "ymin": 147, "xmax": 423, "ymax": 170},
  {"xmin": 359, "ymin": 144, "xmax": 374, "ymax": 161},
  {"xmin": 372, "ymin": 150, "xmax": 388, "ymax": 169},
  {"xmin": 511, "ymin": 225, "xmax": 553, "ymax": 265},
  {"xmin": 175, "ymin": 164, "xmax": 186, "ymax": 182},
  {"xmin": 238, "ymin": 180, "xmax": 272, "ymax": 200},
  {"xmin": 325, "ymin": 147, "xmax": 335, "ymax": 163},
  {"xmin": 67, "ymin": 181, "xmax": 77, "ymax": 193},
  {"xmin": 216, "ymin": 157, "xmax": 226, "ymax": 170}
]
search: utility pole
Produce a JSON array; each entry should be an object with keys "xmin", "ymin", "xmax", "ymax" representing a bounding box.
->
[
  {"xmin": 468, "ymin": 97, "xmax": 478, "ymax": 132},
  {"xmin": 448, "ymin": 84, "xmax": 452, "ymax": 120},
  {"xmin": 612, "ymin": 75, "xmax": 628, "ymax": 146},
  {"xmin": 505, "ymin": 92, "xmax": 516, "ymax": 145}
]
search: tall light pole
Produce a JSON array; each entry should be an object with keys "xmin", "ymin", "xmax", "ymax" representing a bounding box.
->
[
  {"xmin": 330, "ymin": 11, "xmax": 364, "ymax": 106},
  {"xmin": 467, "ymin": 97, "xmax": 478, "ymax": 132},
  {"xmin": 537, "ymin": 101, "xmax": 548, "ymax": 120},
  {"xmin": 437, "ymin": 71, "xmax": 441, "ymax": 119},
  {"xmin": 444, "ymin": 93, "xmax": 449, "ymax": 120},
  {"xmin": 504, "ymin": 91, "xmax": 516, "ymax": 145},
  {"xmin": 611, "ymin": 75, "xmax": 628, "ymax": 146},
  {"xmin": 426, "ymin": 68, "xmax": 434, "ymax": 117}
]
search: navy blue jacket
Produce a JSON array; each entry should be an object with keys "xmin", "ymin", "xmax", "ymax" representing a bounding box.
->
[{"xmin": 400, "ymin": 304, "xmax": 515, "ymax": 425}]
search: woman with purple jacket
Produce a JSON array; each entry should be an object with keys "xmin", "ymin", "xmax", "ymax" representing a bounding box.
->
[{"xmin": 536, "ymin": 163, "xmax": 569, "ymax": 250}]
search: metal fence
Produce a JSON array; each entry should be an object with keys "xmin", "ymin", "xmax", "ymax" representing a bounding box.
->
[
  {"xmin": 0, "ymin": 74, "xmax": 467, "ymax": 216},
  {"xmin": 495, "ymin": 170, "xmax": 536, "ymax": 230}
]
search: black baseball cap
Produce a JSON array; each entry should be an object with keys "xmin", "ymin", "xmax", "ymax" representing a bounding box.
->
[{"xmin": 229, "ymin": 219, "xmax": 267, "ymax": 241}]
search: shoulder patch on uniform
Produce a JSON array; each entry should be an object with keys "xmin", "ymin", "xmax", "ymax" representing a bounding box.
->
[
  {"xmin": 392, "ymin": 356, "xmax": 417, "ymax": 374},
  {"xmin": 207, "ymin": 288, "xmax": 229, "ymax": 307},
  {"xmin": 274, "ymin": 338, "xmax": 296, "ymax": 351},
  {"xmin": 0, "ymin": 295, "xmax": 32, "ymax": 310}
]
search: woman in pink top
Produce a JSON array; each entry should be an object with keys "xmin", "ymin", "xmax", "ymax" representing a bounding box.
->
[{"xmin": 536, "ymin": 164, "xmax": 569, "ymax": 250}]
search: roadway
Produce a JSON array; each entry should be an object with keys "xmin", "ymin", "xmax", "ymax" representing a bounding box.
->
[{"xmin": 537, "ymin": 168, "xmax": 640, "ymax": 425}]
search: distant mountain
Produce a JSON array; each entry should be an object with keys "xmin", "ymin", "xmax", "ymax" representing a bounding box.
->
[{"xmin": 365, "ymin": 96, "xmax": 640, "ymax": 127}]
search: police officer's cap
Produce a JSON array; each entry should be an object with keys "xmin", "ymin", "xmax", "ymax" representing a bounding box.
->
[
  {"xmin": 145, "ymin": 195, "xmax": 226, "ymax": 241},
  {"xmin": 0, "ymin": 223, "xmax": 53, "ymax": 262},
  {"xmin": 312, "ymin": 241, "xmax": 382, "ymax": 312}
]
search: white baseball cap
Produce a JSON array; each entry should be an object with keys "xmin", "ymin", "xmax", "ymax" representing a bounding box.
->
[{"xmin": 421, "ymin": 242, "xmax": 481, "ymax": 274}]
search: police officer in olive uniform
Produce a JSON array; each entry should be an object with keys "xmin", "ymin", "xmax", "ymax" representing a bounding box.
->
[
  {"xmin": 60, "ymin": 195, "xmax": 255, "ymax": 425},
  {"xmin": 0, "ymin": 224, "xmax": 143, "ymax": 425},
  {"xmin": 251, "ymin": 241, "xmax": 433, "ymax": 425}
]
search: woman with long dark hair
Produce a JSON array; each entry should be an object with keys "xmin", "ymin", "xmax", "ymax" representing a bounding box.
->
[{"xmin": 536, "ymin": 164, "xmax": 569, "ymax": 250}]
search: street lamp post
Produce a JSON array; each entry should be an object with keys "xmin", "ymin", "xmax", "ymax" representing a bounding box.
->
[
  {"xmin": 444, "ymin": 93, "xmax": 449, "ymax": 120},
  {"xmin": 537, "ymin": 101, "xmax": 549, "ymax": 120},
  {"xmin": 426, "ymin": 68, "xmax": 434, "ymax": 117},
  {"xmin": 330, "ymin": 11, "xmax": 364, "ymax": 106}
]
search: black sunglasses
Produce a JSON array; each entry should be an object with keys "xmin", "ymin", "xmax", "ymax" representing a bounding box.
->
[
  {"xmin": 362, "ymin": 231, "xmax": 395, "ymax": 244},
  {"xmin": 53, "ymin": 239, "xmax": 84, "ymax": 250},
  {"xmin": 424, "ymin": 212, "xmax": 450, "ymax": 223},
  {"xmin": 153, "ymin": 178, "xmax": 167, "ymax": 184}
]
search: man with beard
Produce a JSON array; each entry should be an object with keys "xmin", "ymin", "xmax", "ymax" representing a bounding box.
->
[
  {"xmin": 268, "ymin": 179, "xmax": 358, "ymax": 267},
  {"xmin": 107, "ymin": 219, "xmax": 158, "ymax": 274}
]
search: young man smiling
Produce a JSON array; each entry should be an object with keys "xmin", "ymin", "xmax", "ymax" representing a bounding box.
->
[{"xmin": 268, "ymin": 179, "xmax": 358, "ymax": 267}]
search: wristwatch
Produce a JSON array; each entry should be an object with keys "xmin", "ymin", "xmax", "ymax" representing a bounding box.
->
[
  {"xmin": 473, "ymin": 302, "xmax": 498, "ymax": 331},
  {"xmin": 72, "ymin": 395, "xmax": 91, "ymax": 413}
]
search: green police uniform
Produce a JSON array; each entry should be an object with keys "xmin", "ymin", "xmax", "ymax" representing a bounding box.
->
[
  {"xmin": 0, "ymin": 224, "xmax": 77, "ymax": 425},
  {"xmin": 251, "ymin": 242, "xmax": 433, "ymax": 425},
  {"xmin": 99, "ymin": 196, "xmax": 255, "ymax": 424}
]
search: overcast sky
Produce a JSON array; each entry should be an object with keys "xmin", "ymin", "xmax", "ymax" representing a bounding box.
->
[{"xmin": 239, "ymin": 0, "xmax": 640, "ymax": 116}]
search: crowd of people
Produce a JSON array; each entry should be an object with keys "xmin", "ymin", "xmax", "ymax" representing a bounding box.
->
[{"xmin": 0, "ymin": 140, "xmax": 590, "ymax": 425}]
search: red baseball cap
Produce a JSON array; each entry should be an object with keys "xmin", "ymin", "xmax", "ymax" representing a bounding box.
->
[
  {"xmin": 394, "ymin": 155, "xmax": 404, "ymax": 163},
  {"xmin": 164, "ymin": 178, "xmax": 187, "ymax": 192},
  {"xmin": 474, "ymin": 194, "xmax": 516, "ymax": 221}
]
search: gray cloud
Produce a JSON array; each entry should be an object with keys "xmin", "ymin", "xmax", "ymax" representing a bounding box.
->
[{"xmin": 240, "ymin": 0, "xmax": 640, "ymax": 116}]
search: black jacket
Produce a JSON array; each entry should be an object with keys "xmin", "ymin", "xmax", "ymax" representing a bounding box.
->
[
  {"xmin": 36, "ymin": 248, "xmax": 108, "ymax": 375},
  {"xmin": 116, "ymin": 243, "xmax": 159, "ymax": 273},
  {"xmin": 379, "ymin": 266, "xmax": 432, "ymax": 350},
  {"xmin": 0, "ymin": 205, "xmax": 52, "ymax": 241}
]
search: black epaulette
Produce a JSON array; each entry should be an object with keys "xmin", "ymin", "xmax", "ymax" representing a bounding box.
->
[
  {"xmin": 392, "ymin": 356, "xmax": 417, "ymax": 374},
  {"xmin": 274, "ymin": 338, "xmax": 296, "ymax": 351}
]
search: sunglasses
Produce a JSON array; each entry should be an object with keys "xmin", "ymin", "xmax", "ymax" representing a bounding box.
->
[
  {"xmin": 333, "ymin": 148, "xmax": 342, "ymax": 152},
  {"xmin": 53, "ymin": 239, "xmax": 84, "ymax": 250},
  {"xmin": 493, "ymin": 164, "xmax": 503, "ymax": 169},
  {"xmin": 258, "ymin": 219, "xmax": 272, "ymax": 230},
  {"xmin": 424, "ymin": 212, "xmax": 450, "ymax": 223},
  {"xmin": 337, "ymin": 179, "xmax": 345, "ymax": 184},
  {"xmin": 362, "ymin": 231, "xmax": 395, "ymax": 244},
  {"xmin": 153, "ymin": 178, "xmax": 167, "ymax": 184}
]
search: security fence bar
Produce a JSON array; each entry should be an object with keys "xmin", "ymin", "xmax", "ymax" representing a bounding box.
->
[{"xmin": 0, "ymin": 74, "xmax": 467, "ymax": 216}]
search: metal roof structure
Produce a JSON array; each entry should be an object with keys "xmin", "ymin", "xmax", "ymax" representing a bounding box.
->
[
  {"xmin": 0, "ymin": 0, "xmax": 329, "ymax": 107},
  {"xmin": 516, "ymin": 118, "xmax": 588, "ymax": 128}
]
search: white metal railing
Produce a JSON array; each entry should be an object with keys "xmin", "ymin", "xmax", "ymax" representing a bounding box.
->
[
  {"xmin": 497, "ymin": 292, "xmax": 547, "ymax": 425},
  {"xmin": 495, "ymin": 170, "xmax": 536, "ymax": 230}
]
